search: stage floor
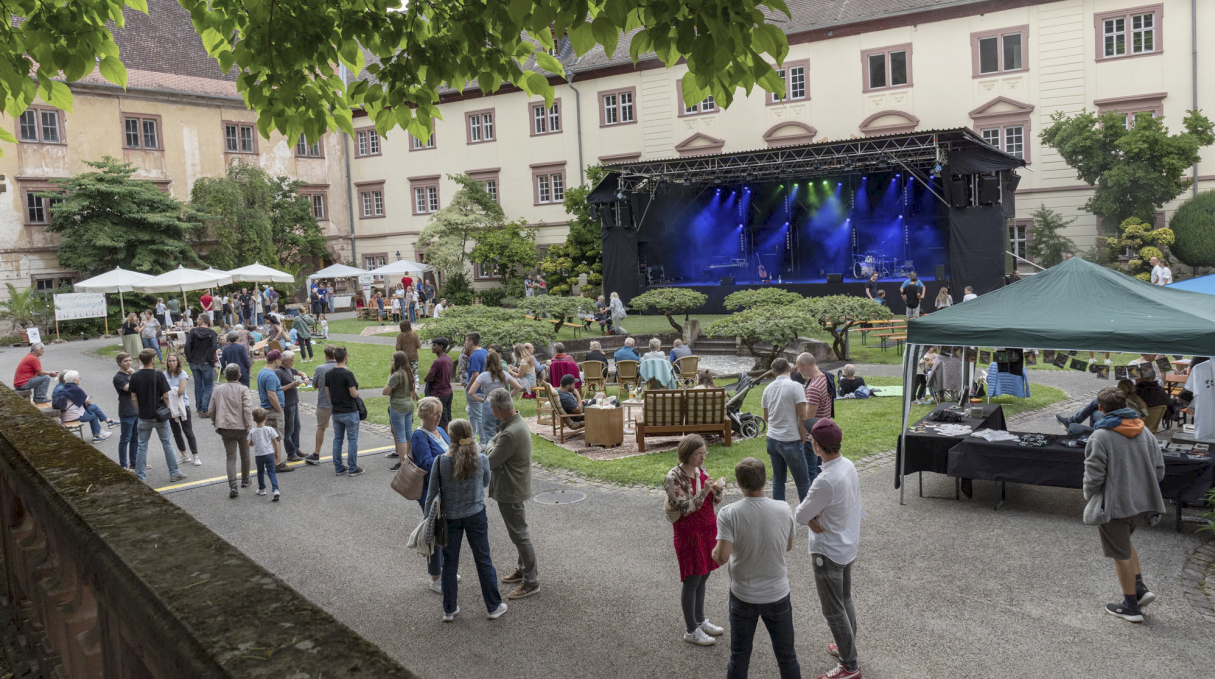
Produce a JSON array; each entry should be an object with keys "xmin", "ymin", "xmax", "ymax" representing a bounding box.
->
[
  {"xmin": 648, "ymin": 276, "xmax": 944, "ymax": 315},
  {"xmin": 665, "ymin": 275, "xmax": 938, "ymax": 287}
]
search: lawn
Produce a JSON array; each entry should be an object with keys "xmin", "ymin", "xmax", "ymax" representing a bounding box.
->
[
  {"xmin": 324, "ymin": 318, "xmax": 385, "ymax": 335},
  {"xmin": 555, "ymin": 313, "xmax": 735, "ymax": 340}
]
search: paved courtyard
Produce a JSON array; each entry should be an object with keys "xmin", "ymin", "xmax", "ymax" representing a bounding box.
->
[{"xmin": 2, "ymin": 338, "xmax": 1212, "ymax": 678}]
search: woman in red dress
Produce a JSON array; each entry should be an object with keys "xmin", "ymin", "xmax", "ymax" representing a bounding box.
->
[{"xmin": 664, "ymin": 434, "xmax": 726, "ymax": 646}]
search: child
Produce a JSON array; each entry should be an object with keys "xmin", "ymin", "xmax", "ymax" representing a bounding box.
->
[
  {"xmin": 391, "ymin": 294, "xmax": 402, "ymax": 323},
  {"xmin": 249, "ymin": 408, "xmax": 281, "ymax": 501},
  {"xmin": 876, "ymin": 289, "xmax": 887, "ymax": 306}
]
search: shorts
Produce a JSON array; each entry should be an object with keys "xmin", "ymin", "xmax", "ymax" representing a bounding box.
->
[
  {"xmin": 265, "ymin": 411, "xmax": 285, "ymax": 440},
  {"xmin": 315, "ymin": 407, "xmax": 332, "ymax": 428},
  {"xmin": 1098, "ymin": 514, "xmax": 1145, "ymax": 560}
]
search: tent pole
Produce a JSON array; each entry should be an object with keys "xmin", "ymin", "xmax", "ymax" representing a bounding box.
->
[
  {"xmin": 119, "ymin": 291, "xmax": 125, "ymax": 318},
  {"xmin": 899, "ymin": 343, "xmax": 918, "ymax": 505}
]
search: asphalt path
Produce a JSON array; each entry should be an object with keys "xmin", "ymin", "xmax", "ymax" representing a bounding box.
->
[{"xmin": 3, "ymin": 339, "xmax": 1212, "ymax": 678}]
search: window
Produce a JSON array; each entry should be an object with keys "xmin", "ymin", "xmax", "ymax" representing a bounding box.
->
[
  {"xmin": 973, "ymin": 27, "xmax": 1027, "ymax": 76},
  {"xmin": 123, "ymin": 115, "xmax": 161, "ymax": 149},
  {"xmin": 789, "ymin": 65, "xmax": 806, "ymax": 100},
  {"xmin": 223, "ymin": 122, "xmax": 257, "ymax": 153},
  {"xmin": 981, "ymin": 128, "xmax": 1001, "ymax": 147},
  {"xmin": 482, "ymin": 179, "xmax": 498, "ymax": 203},
  {"xmin": 980, "ymin": 125, "xmax": 1026, "ymax": 160},
  {"xmin": 533, "ymin": 169, "xmax": 565, "ymax": 205},
  {"xmin": 364, "ymin": 254, "xmax": 387, "ymax": 270},
  {"xmin": 355, "ymin": 128, "xmax": 381, "ymax": 157},
  {"xmin": 679, "ymin": 80, "xmax": 718, "ymax": 117},
  {"xmin": 530, "ymin": 100, "xmax": 562, "ymax": 135},
  {"xmin": 1009, "ymin": 222, "xmax": 1027, "ymax": 260},
  {"xmin": 413, "ymin": 185, "xmax": 439, "ymax": 214},
  {"xmin": 1096, "ymin": 5, "xmax": 1162, "ymax": 61},
  {"xmin": 600, "ymin": 88, "xmax": 635, "ymax": 127},
  {"xmin": 466, "ymin": 110, "xmax": 495, "ymax": 144},
  {"xmin": 360, "ymin": 190, "xmax": 384, "ymax": 217},
  {"xmin": 862, "ymin": 46, "xmax": 911, "ymax": 92},
  {"xmin": 295, "ymin": 136, "xmax": 323, "ymax": 157},
  {"xmin": 310, "ymin": 194, "xmax": 326, "ymax": 220},
  {"xmin": 33, "ymin": 277, "xmax": 74, "ymax": 293},
  {"xmin": 1095, "ymin": 93, "xmax": 1167, "ymax": 130},
  {"xmin": 771, "ymin": 68, "xmax": 785, "ymax": 103},
  {"xmin": 411, "ymin": 133, "xmax": 436, "ymax": 150},
  {"xmin": 766, "ymin": 60, "xmax": 810, "ymax": 104},
  {"xmin": 475, "ymin": 262, "xmax": 504, "ymax": 280},
  {"xmin": 17, "ymin": 107, "xmax": 64, "ymax": 144},
  {"xmin": 24, "ymin": 191, "xmax": 61, "ymax": 225}
]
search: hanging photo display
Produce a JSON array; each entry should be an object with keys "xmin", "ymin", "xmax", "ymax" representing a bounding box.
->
[
  {"xmin": 1043, "ymin": 350, "xmax": 1057, "ymax": 365},
  {"xmin": 1115, "ymin": 366, "xmax": 1130, "ymax": 380},
  {"xmin": 1095, "ymin": 365, "xmax": 1110, "ymax": 379},
  {"xmin": 1069, "ymin": 358, "xmax": 1089, "ymax": 372},
  {"xmin": 1025, "ymin": 351, "xmax": 1038, "ymax": 366},
  {"xmin": 1156, "ymin": 356, "xmax": 1172, "ymax": 374},
  {"xmin": 979, "ymin": 350, "xmax": 992, "ymax": 364},
  {"xmin": 1052, "ymin": 353, "xmax": 1069, "ymax": 369}
]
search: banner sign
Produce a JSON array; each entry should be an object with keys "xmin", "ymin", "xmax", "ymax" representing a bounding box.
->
[{"xmin": 54, "ymin": 292, "xmax": 107, "ymax": 321}]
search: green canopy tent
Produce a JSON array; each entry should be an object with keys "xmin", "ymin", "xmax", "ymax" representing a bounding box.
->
[{"xmin": 896, "ymin": 257, "xmax": 1215, "ymax": 502}]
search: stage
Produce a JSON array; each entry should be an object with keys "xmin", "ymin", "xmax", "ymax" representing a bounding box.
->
[{"xmin": 662, "ymin": 276, "xmax": 941, "ymax": 314}]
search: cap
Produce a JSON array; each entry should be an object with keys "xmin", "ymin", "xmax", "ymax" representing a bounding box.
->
[
  {"xmin": 265, "ymin": 349, "xmax": 282, "ymax": 362},
  {"xmin": 805, "ymin": 417, "xmax": 842, "ymax": 449}
]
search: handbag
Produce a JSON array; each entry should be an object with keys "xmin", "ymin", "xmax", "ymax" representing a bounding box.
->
[
  {"xmin": 356, "ymin": 396, "xmax": 368, "ymax": 421},
  {"xmin": 155, "ymin": 404, "xmax": 172, "ymax": 422},
  {"xmin": 391, "ymin": 453, "xmax": 427, "ymax": 501}
]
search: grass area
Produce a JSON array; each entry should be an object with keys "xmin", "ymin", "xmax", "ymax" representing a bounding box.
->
[
  {"xmin": 96, "ymin": 344, "xmax": 123, "ymax": 357},
  {"xmin": 554, "ymin": 313, "xmax": 735, "ymax": 340},
  {"xmin": 324, "ymin": 318, "xmax": 385, "ymax": 335}
]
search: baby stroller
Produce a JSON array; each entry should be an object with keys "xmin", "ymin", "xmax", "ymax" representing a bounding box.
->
[{"xmin": 726, "ymin": 372, "xmax": 768, "ymax": 439}]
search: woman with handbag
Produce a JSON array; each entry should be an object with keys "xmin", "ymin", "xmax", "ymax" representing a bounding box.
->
[
  {"xmin": 425, "ymin": 419, "xmax": 507, "ymax": 623},
  {"xmin": 407, "ymin": 397, "xmax": 454, "ymax": 591},
  {"xmin": 663, "ymin": 434, "xmax": 726, "ymax": 646},
  {"xmin": 383, "ymin": 351, "xmax": 416, "ymax": 471}
]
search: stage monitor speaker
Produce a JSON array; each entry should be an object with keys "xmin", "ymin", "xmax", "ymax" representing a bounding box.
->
[
  {"xmin": 720, "ymin": 276, "xmax": 735, "ymax": 286},
  {"xmin": 935, "ymin": 265, "xmax": 946, "ymax": 282},
  {"xmin": 949, "ymin": 178, "xmax": 970, "ymax": 209},
  {"xmin": 978, "ymin": 175, "xmax": 1000, "ymax": 205},
  {"xmin": 827, "ymin": 273, "xmax": 843, "ymax": 284}
]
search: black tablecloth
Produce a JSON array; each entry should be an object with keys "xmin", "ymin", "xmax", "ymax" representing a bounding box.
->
[
  {"xmin": 895, "ymin": 404, "xmax": 1006, "ymax": 489},
  {"xmin": 946, "ymin": 435, "xmax": 1215, "ymax": 503}
]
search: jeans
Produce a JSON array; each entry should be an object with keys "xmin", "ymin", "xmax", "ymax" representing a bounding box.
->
[
  {"xmin": 438, "ymin": 393, "xmax": 453, "ymax": 429},
  {"xmin": 389, "ymin": 407, "xmax": 414, "ymax": 444},
  {"xmin": 218, "ymin": 427, "xmax": 251, "ymax": 488},
  {"xmin": 136, "ymin": 418, "xmax": 180, "ymax": 481},
  {"xmin": 256, "ymin": 454, "xmax": 279, "ymax": 491},
  {"xmin": 331, "ymin": 411, "xmax": 360, "ymax": 471},
  {"xmin": 498, "ymin": 501, "xmax": 538, "ymax": 584},
  {"xmin": 76, "ymin": 404, "xmax": 110, "ymax": 437},
  {"xmin": 283, "ymin": 404, "xmax": 300, "ymax": 458},
  {"xmin": 256, "ymin": 312, "xmax": 264, "ymax": 326},
  {"xmin": 189, "ymin": 363, "xmax": 214, "ymax": 414},
  {"xmin": 169, "ymin": 407, "xmax": 198, "ymax": 456},
  {"xmin": 478, "ymin": 400, "xmax": 501, "ymax": 445},
  {"xmin": 441, "ymin": 509, "xmax": 503, "ymax": 614},
  {"xmin": 803, "ymin": 440, "xmax": 822, "ymax": 486},
  {"xmin": 727, "ymin": 592, "xmax": 800, "ymax": 679},
  {"xmin": 117, "ymin": 415, "xmax": 139, "ymax": 467},
  {"xmin": 812, "ymin": 554, "xmax": 858, "ymax": 672},
  {"xmin": 767, "ymin": 437, "xmax": 810, "ymax": 502},
  {"xmin": 21, "ymin": 374, "xmax": 53, "ymax": 402},
  {"xmin": 467, "ymin": 394, "xmax": 484, "ymax": 442},
  {"xmin": 141, "ymin": 337, "xmax": 162, "ymax": 362},
  {"xmin": 327, "ymin": 297, "xmax": 335, "ymax": 313},
  {"xmin": 408, "ymin": 303, "xmax": 417, "ymax": 324}
]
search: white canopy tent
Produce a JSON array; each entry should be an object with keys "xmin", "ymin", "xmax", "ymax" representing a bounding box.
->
[
  {"xmin": 73, "ymin": 267, "xmax": 153, "ymax": 317},
  {"xmin": 132, "ymin": 266, "xmax": 232, "ymax": 318},
  {"xmin": 366, "ymin": 260, "xmax": 431, "ymax": 277},
  {"xmin": 227, "ymin": 262, "xmax": 296, "ymax": 284},
  {"xmin": 308, "ymin": 263, "xmax": 366, "ymax": 280}
]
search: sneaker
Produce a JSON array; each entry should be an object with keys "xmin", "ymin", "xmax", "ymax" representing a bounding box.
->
[
  {"xmin": 442, "ymin": 607, "xmax": 460, "ymax": 623},
  {"xmin": 683, "ymin": 628, "xmax": 716, "ymax": 646},
  {"xmin": 305, "ymin": 454, "xmax": 320, "ymax": 466},
  {"xmin": 198, "ymin": 410, "xmax": 210, "ymax": 419},
  {"xmin": 386, "ymin": 451, "xmax": 400, "ymax": 458},
  {"xmin": 827, "ymin": 642, "xmax": 840, "ymax": 657},
  {"xmin": 1104, "ymin": 359, "xmax": 1113, "ymax": 365},
  {"xmin": 170, "ymin": 472, "xmax": 187, "ymax": 482},
  {"xmin": 1055, "ymin": 414, "xmax": 1072, "ymax": 430},
  {"xmin": 1138, "ymin": 590, "xmax": 1157, "ymax": 608},
  {"xmin": 389, "ymin": 463, "xmax": 401, "ymax": 471},
  {"xmin": 275, "ymin": 463, "xmax": 295, "ymax": 473},
  {"xmin": 818, "ymin": 664, "xmax": 861, "ymax": 679},
  {"xmin": 699, "ymin": 619, "xmax": 724, "ymax": 636},
  {"xmin": 192, "ymin": 456, "xmax": 202, "ymax": 466},
  {"xmin": 429, "ymin": 578, "xmax": 443, "ymax": 594},
  {"xmin": 177, "ymin": 455, "xmax": 191, "ymax": 466},
  {"xmin": 1088, "ymin": 357, "xmax": 1097, "ymax": 363},
  {"xmin": 1105, "ymin": 602, "xmax": 1144, "ymax": 623},
  {"xmin": 502, "ymin": 569, "xmax": 524, "ymax": 584},
  {"xmin": 106, "ymin": 419, "xmax": 121, "ymax": 429},
  {"xmin": 286, "ymin": 455, "xmax": 304, "ymax": 463},
  {"xmin": 348, "ymin": 466, "xmax": 365, "ymax": 477},
  {"xmin": 229, "ymin": 487, "xmax": 238, "ymax": 498},
  {"xmin": 240, "ymin": 479, "xmax": 250, "ymax": 488},
  {"xmin": 335, "ymin": 467, "xmax": 348, "ymax": 476},
  {"xmin": 486, "ymin": 603, "xmax": 508, "ymax": 620},
  {"xmin": 272, "ymin": 490, "xmax": 280, "ymax": 502},
  {"xmin": 92, "ymin": 432, "xmax": 112, "ymax": 442},
  {"xmin": 256, "ymin": 489, "xmax": 267, "ymax": 496},
  {"xmin": 508, "ymin": 583, "xmax": 540, "ymax": 599}
]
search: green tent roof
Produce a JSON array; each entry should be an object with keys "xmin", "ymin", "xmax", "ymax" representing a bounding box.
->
[{"xmin": 907, "ymin": 257, "xmax": 1215, "ymax": 356}]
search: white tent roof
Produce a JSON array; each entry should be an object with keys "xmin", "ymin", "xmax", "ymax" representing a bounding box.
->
[
  {"xmin": 132, "ymin": 266, "xmax": 233, "ymax": 293},
  {"xmin": 226, "ymin": 262, "xmax": 295, "ymax": 284},
  {"xmin": 366, "ymin": 260, "xmax": 431, "ymax": 276},
  {"xmin": 73, "ymin": 267, "xmax": 152, "ymax": 293},
  {"xmin": 308, "ymin": 263, "xmax": 367, "ymax": 280}
]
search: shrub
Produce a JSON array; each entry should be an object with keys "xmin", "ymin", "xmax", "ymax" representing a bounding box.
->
[
  {"xmin": 1169, "ymin": 190, "xmax": 1215, "ymax": 267},
  {"xmin": 707, "ymin": 304, "xmax": 820, "ymax": 371},
  {"xmin": 802, "ymin": 295, "xmax": 892, "ymax": 360},
  {"xmin": 442, "ymin": 271, "xmax": 475, "ymax": 306},
  {"xmin": 629, "ymin": 288, "xmax": 708, "ymax": 334},
  {"xmin": 420, "ymin": 305, "xmax": 556, "ymax": 348},
  {"xmin": 478, "ymin": 287, "xmax": 508, "ymax": 308},
  {"xmin": 723, "ymin": 288, "xmax": 804, "ymax": 311}
]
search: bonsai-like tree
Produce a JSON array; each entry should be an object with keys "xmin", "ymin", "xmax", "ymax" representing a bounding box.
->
[
  {"xmin": 724, "ymin": 288, "xmax": 804, "ymax": 311},
  {"xmin": 629, "ymin": 288, "xmax": 708, "ymax": 334},
  {"xmin": 1169, "ymin": 190, "xmax": 1215, "ymax": 268},
  {"xmin": 707, "ymin": 303, "xmax": 820, "ymax": 371},
  {"xmin": 803, "ymin": 296, "xmax": 892, "ymax": 360},
  {"xmin": 420, "ymin": 306, "xmax": 556, "ymax": 349},
  {"xmin": 1109, "ymin": 217, "xmax": 1175, "ymax": 281}
]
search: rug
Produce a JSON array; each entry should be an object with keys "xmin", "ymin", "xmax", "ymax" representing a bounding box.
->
[{"xmin": 526, "ymin": 416, "xmax": 724, "ymax": 461}]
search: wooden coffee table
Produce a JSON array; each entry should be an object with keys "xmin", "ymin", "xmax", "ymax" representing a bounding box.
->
[{"xmin": 583, "ymin": 406, "xmax": 624, "ymax": 447}]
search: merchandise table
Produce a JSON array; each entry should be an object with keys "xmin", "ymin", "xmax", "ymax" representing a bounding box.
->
[
  {"xmin": 896, "ymin": 404, "xmax": 1006, "ymax": 490},
  {"xmin": 947, "ymin": 433, "xmax": 1214, "ymax": 530}
]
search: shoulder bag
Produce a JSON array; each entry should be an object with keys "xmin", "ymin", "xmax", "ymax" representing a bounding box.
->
[{"xmin": 390, "ymin": 444, "xmax": 427, "ymax": 501}]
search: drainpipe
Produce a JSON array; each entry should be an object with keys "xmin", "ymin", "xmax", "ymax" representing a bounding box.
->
[
  {"xmin": 1192, "ymin": 0, "xmax": 1199, "ymax": 198},
  {"xmin": 340, "ymin": 65, "xmax": 358, "ymax": 265},
  {"xmin": 566, "ymin": 62, "xmax": 586, "ymax": 187}
]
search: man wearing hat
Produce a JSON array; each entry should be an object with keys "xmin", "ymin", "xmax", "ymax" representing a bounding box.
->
[
  {"xmin": 256, "ymin": 349, "xmax": 294, "ymax": 474},
  {"xmin": 424, "ymin": 337, "xmax": 454, "ymax": 428},
  {"xmin": 795, "ymin": 418, "xmax": 862, "ymax": 679}
]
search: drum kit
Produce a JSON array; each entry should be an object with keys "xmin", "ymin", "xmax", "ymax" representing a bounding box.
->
[{"xmin": 853, "ymin": 253, "xmax": 897, "ymax": 279}]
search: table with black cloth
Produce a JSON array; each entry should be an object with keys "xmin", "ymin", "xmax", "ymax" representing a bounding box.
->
[
  {"xmin": 896, "ymin": 404, "xmax": 1006, "ymax": 491},
  {"xmin": 947, "ymin": 433, "xmax": 1215, "ymax": 530}
]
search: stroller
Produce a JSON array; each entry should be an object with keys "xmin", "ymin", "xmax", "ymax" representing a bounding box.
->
[{"xmin": 726, "ymin": 372, "xmax": 768, "ymax": 439}]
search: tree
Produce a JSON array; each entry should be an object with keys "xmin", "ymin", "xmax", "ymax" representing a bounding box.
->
[
  {"xmin": 420, "ymin": 305, "xmax": 556, "ymax": 349},
  {"xmin": 1109, "ymin": 217, "xmax": 1175, "ymax": 281},
  {"xmin": 270, "ymin": 176, "xmax": 329, "ymax": 270},
  {"xmin": 43, "ymin": 157, "xmax": 206, "ymax": 276},
  {"xmin": 540, "ymin": 167, "xmax": 604, "ymax": 296},
  {"xmin": 518, "ymin": 295, "xmax": 594, "ymax": 322},
  {"xmin": 1025, "ymin": 204, "xmax": 1077, "ymax": 268},
  {"xmin": 417, "ymin": 174, "xmax": 503, "ymax": 281},
  {"xmin": 803, "ymin": 296, "xmax": 892, "ymax": 360},
  {"xmin": 707, "ymin": 304, "xmax": 819, "ymax": 371},
  {"xmin": 470, "ymin": 220, "xmax": 538, "ymax": 287},
  {"xmin": 629, "ymin": 288, "xmax": 707, "ymax": 334},
  {"xmin": 724, "ymin": 288, "xmax": 804, "ymax": 311},
  {"xmin": 1039, "ymin": 109, "xmax": 1214, "ymax": 250},
  {"xmin": 1169, "ymin": 190, "xmax": 1215, "ymax": 268}
]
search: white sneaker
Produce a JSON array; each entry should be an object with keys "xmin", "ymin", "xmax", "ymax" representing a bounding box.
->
[
  {"xmin": 177, "ymin": 455, "xmax": 191, "ymax": 466},
  {"xmin": 429, "ymin": 578, "xmax": 442, "ymax": 593},
  {"xmin": 256, "ymin": 489, "xmax": 266, "ymax": 496},
  {"xmin": 192, "ymin": 456, "xmax": 202, "ymax": 466},
  {"xmin": 93, "ymin": 431, "xmax": 111, "ymax": 441},
  {"xmin": 487, "ymin": 602, "xmax": 508, "ymax": 619},
  {"xmin": 442, "ymin": 607, "xmax": 460, "ymax": 623},
  {"xmin": 684, "ymin": 628, "xmax": 716, "ymax": 646},
  {"xmin": 699, "ymin": 619, "xmax": 724, "ymax": 636},
  {"xmin": 1105, "ymin": 359, "xmax": 1113, "ymax": 365}
]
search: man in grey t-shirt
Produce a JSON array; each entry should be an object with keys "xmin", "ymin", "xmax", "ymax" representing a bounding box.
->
[
  {"xmin": 713, "ymin": 457, "xmax": 799, "ymax": 679},
  {"xmin": 308, "ymin": 345, "xmax": 337, "ymax": 464},
  {"xmin": 760, "ymin": 357, "xmax": 810, "ymax": 502}
]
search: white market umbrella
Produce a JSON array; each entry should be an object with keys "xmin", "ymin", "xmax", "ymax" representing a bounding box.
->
[
  {"xmin": 133, "ymin": 266, "xmax": 233, "ymax": 317},
  {"xmin": 366, "ymin": 260, "xmax": 431, "ymax": 277},
  {"xmin": 227, "ymin": 261, "xmax": 296, "ymax": 284},
  {"xmin": 309, "ymin": 263, "xmax": 367, "ymax": 280},
  {"xmin": 74, "ymin": 266, "xmax": 153, "ymax": 317}
]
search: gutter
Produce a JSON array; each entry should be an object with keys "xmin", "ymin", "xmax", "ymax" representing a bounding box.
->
[
  {"xmin": 566, "ymin": 59, "xmax": 586, "ymax": 187},
  {"xmin": 340, "ymin": 65, "xmax": 358, "ymax": 265},
  {"xmin": 1192, "ymin": 0, "xmax": 1199, "ymax": 197}
]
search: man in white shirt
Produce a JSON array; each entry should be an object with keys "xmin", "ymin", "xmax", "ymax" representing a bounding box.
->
[
  {"xmin": 1149, "ymin": 256, "xmax": 1173, "ymax": 286},
  {"xmin": 712, "ymin": 458, "xmax": 800, "ymax": 679},
  {"xmin": 432, "ymin": 298, "xmax": 446, "ymax": 318},
  {"xmin": 795, "ymin": 418, "xmax": 862, "ymax": 679},
  {"xmin": 961, "ymin": 286, "xmax": 978, "ymax": 302},
  {"xmin": 1184, "ymin": 357, "xmax": 1215, "ymax": 439},
  {"xmin": 760, "ymin": 358, "xmax": 810, "ymax": 502}
]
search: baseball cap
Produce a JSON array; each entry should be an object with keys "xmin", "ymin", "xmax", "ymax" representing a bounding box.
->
[
  {"xmin": 265, "ymin": 349, "xmax": 282, "ymax": 362},
  {"xmin": 804, "ymin": 417, "xmax": 842, "ymax": 449}
]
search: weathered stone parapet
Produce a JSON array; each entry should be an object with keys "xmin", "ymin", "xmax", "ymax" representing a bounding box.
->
[{"xmin": 0, "ymin": 386, "xmax": 419, "ymax": 678}]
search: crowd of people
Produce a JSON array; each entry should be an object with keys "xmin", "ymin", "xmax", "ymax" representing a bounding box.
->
[{"xmin": 365, "ymin": 275, "xmax": 438, "ymax": 324}]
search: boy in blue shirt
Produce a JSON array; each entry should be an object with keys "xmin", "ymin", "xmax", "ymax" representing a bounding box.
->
[{"xmin": 464, "ymin": 332, "xmax": 487, "ymax": 441}]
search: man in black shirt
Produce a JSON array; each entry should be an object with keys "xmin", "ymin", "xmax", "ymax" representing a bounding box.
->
[
  {"xmin": 557, "ymin": 374, "xmax": 585, "ymax": 423},
  {"xmin": 184, "ymin": 314, "xmax": 219, "ymax": 417},
  {"xmin": 239, "ymin": 288, "xmax": 253, "ymax": 326},
  {"xmin": 112, "ymin": 352, "xmax": 141, "ymax": 471},
  {"xmin": 275, "ymin": 351, "xmax": 309, "ymax": 462},
  {"xmin": 864, "ymin": 272, "xmax": 879, "ymax": 302},
  {"xmin": 326, "ymin": 346, "xmax": 364, "ymax": 476},
  {"xmin": 837, "ymin": 364, "xmax": 866, "ymax": 396},
  {"xmin": 127, "ymin": 348, "xmax": 186, "ymax": 483}
]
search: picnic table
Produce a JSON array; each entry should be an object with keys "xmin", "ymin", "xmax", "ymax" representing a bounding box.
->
[{"xmin": 1165, "ymin": 372, "xmax": 1189, "ymax": 396}]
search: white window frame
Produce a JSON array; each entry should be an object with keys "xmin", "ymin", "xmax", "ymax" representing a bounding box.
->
[
  {"xmin": 788, "ymin": 65, "xmax": 806, "ymax": 100},
  {"xmin": 1009, "ymin": 223, "xmax": 1027, "ymax": 260},
  {"xmin": 1103, "ymin": 16, "xmax": 1127, "ymax": 57},
  {"xmin": 310, "ymin": 194, "xmax": 326, "ymax": 220},
  {"xmin": 1130, "ymin": 12, "xmax": 1155, "ymax": 54}
]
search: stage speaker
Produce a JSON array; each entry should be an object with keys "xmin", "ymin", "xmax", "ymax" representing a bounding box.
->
[
  {"xmin": 978, "ymin": 175, "xmax": 1000, "ymax": 205},
  {"xmin": 935, "ymin": 265, "xmax": 946, "ymax": 282},
  {"xmin": 949, "ymin": 178, "xmax": 970, "ymax": 209},
  {"xmin": 827, "ymin": 273, "xmax": 843, "ymax": 284},
  {"xmin": 720, "ymin": 276, "xmax": 735, "ymax": 286}
]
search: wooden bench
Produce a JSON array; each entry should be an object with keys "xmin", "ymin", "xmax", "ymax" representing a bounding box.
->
[
  {"xmin": 1164, "ymin": 373, "xmax": 1188, "ymax": 396},
  {"xmin": 857, "ymin": 321, "xmax": 905, "ymax": 346},
  {"xmin": 636, "ymin": 388, "xmax": 731, "ymax": 452},
  {"xmin": 61, "ymin": 420, "xmax": 86, "ymax": 440},
  {"xmin": 873, "ymin": 330, "xmax": 907, "ymax": 353}
]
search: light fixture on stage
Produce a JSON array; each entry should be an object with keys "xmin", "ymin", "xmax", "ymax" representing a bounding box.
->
[
  {"xmin": 878, "ymin": 154, "xmax": 889, "ymax": 169},
  {"xmin": 844, "ymin": 157, "xmax": 853, "ymax": 169}
]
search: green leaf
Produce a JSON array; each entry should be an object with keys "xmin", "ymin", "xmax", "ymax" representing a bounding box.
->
[
  {"xmin": 568, "ymin": 22, "xmax": 595, "ymax": 55},
  {"xmin": 681, "ymin": 76, "xmax": 707, "ymax": 109},
  {"xmin": 591, "ymin": 16, "xmax": 618, "ymax": 58},
  {"xmin": 535, "ymin": 52, "xmax": 564, "ymax": 75},
  {"xmin": 508, "ymin": 0, "xmax": 531, "ymax": 25},
  {"xmin": 40, "ymin": 79, "xmax": 73, "ymax": 113},
  {"xmin": 216, "ymin": 49, "xmax": 236, "ymax": 74},
  {"xmin": 0, "ymin": 126, "xmax": 16, "ymax": 144},
  {"xmin": 126, "ymin": 0, "xmax": 149, "ymax": 12},
  {"xmin": 99, "ymin": 56, "xmax": 128, "ymax": 87},
  {"xmin": 629, "ymin": 30, "xmax": 652, "ymax": 63}
]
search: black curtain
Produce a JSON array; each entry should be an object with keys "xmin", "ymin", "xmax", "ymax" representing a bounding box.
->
[
  {"xmin": 602, "ymin": 211, "xmax": 640, "ymax": 304},
  {"xmin": 948, "ymin": 205, "xmax": 1005, "ymax": 295}
]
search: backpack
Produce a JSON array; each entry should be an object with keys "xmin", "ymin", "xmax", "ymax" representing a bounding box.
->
[{"xmin": 854, "ymin": 385, "xmax": 873, "ymax": 399}]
